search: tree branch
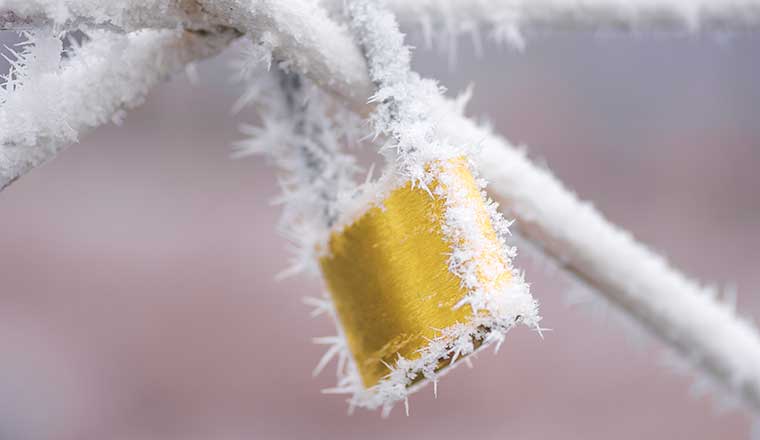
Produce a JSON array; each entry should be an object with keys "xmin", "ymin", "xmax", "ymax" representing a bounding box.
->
[
  {"xmin": 197, "ymin": 0, "xmax": 374, "ymax": 114},
  {"xmin": 0, "ymin": 28, "xmax": 237, "ymax": 190},
  {"xmin": 328, "ymin": 0, "xmax": 760, "ymax": 49},
  {"xmin": 0, "ymin": 0, "xmax": 214, "ymax": 31}
]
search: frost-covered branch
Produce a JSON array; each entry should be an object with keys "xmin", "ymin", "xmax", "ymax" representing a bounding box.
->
[
  {"xmin": 0, "ymin": 0, "xmax": 211, "ymax": 31},
  {"xmin": 346, "ymin": 0, "xmax": 462, "ymax": 183},
  {"xmin": 0, "ymin": 1, "xmax": 373, "ymax": 111},
  {"xmin": 196, "ymin": 0, "xmax": 374, "ymax": 114},
  {"xmin": 0, "ymin": 28, "xmax": 235, "ymax": 190},
  {"xmin": 329, "ymin": 0, "xmax": 760, "ymax": 49},
  {"xmin": 8, "ymin": 0, "xmax": 760, "ymax": 35},
  {"xmin": 233, "ymin": 64, "xmax": 362, "ymax": 275}
]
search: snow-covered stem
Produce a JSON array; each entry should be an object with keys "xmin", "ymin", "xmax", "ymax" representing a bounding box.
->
[
  {"xmin": 0, "ymin": 28, "xmax": 235, "ymax": 190},
  {"xmin": 0, "ymin": 0, "xmax": 213, "ymax": 32},
  {"xmin": 233, "ymin": 64, "xmax": 361, "ymax": 274},
  {"xmin": 346, "ymin": 0, "xmax": 463, "ymax": 182},
  {"xmin": 7, "ymin": 0, "xmax": 760, "ymax": 34},
  {"xmin": 329, "ymin": 0, "xmax": 760, "ymax": 49},
  {"xmin": 391, "ymin": 0, "xmax": 760, "ymax": 30},
  {"xmin": 196, "ymin": 0, "xmax": 374, "ymax": 114},
  {"xmin": 274, "ymin": 71, "xmax": 359, "ymax": 229}
]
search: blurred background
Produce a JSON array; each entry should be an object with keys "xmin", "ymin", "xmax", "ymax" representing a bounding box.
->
[{"xmin": 1, "ymin": 28, "xmax": 759, "ymax": 440}]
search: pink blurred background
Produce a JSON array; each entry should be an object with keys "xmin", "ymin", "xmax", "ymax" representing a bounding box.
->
[{"xmin": 1, "ymin": 30, "xmax": 759, "ymax": 439}]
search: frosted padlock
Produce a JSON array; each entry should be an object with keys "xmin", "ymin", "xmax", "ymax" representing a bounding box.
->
[{"xmin": 318, "ymin": 157, "xmax": 537, "ymax": 405}]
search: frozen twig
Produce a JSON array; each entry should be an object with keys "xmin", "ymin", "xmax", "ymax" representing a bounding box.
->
[
  {"xmin": 346, "ymin": 0, "xmax": 461, "ymax": 183},
  {"xmin": 273, "ymin": 71, "xmax": 360, "ymax": 230},
  {"xmin": 327, "ymin": 0, "xmax": 760, "ymax": 49},
  {"xmin": 0, "ymin": 0, "xmax": 212, "ymax": 32},
  {"xmin": 233, "ymin": 63, "xmax": 361, "ymax": 275},
  {"xmin": 197, "ymin": 0, "xmax": 374, "ymax": 114},
  {"xmin": 0, "ymin": 28, "xmax": 236, "ymax": 190}
]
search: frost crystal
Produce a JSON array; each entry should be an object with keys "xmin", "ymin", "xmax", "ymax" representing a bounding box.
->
[{"xmin": 232, "ymin": 42, "xmax": 362, "ymax": 276}]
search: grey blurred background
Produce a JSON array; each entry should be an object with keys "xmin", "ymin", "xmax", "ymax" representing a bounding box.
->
[{"xmin": 1, "ymin": 29, "xmax": 759, "ymax": 440}]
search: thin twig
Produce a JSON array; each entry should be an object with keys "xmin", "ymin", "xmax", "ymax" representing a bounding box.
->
[
  {"xmin": 0, "ymin": 0, "xmax": 210, "ymax": 32},
  {"xmin": 327, "ymin": 0, "xmax": 760, "ymax": 49}
]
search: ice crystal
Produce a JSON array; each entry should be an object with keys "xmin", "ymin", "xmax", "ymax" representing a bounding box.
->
[{"xmin": 232, "ymin": 41, "xmax": 363, "ymax": 276}]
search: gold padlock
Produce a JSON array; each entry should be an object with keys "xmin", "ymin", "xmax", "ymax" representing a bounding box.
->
[{"xmin": 320, "ymin": 157, "xmax": 520, "ymax": 390}]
